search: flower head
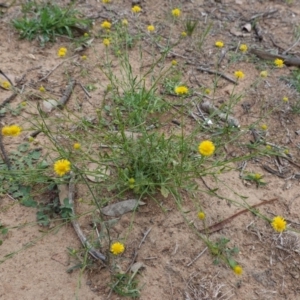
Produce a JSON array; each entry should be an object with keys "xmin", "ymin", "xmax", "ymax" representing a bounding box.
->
[
  {"xmin": 132, "ymin": 5, "xmax": 141, "ymax": 13},
  {"xmin": 1, "ymin": 81, "xmax": 11, "ymax": 90},
  {"xmin": 274, "ymin": 58, "xmax": 284, "ymax": 68},
  {"xmin": 172, "ymin": 8, "xmax": 181, "ymax": 17},
  {"xmin": 198, "ymin": 140, "xmax": 215, "ymax": 156},
  {"xmin": 101, "ymin": 21, "xmax": 111, "ymax": 29},
  {"xmin": 271, "ymin": 216, "xmax": 286, "ymax": 232},
  {"xmin": 181, "ymin": 31, "xmax": 187, "ymax": 37},
  {"xmin": 233, "ymin": 265, "xmax": 243, "ymax": 275},
  {"xmin": 204, "ymin": 88, "xmax": 211, "ymax": 95},
  {"xmin": 110, "ymin": 242, "xmax": 125, "ymax": 255},
  {"xmin": 260, "ymin": 70, "xmax": 268, "ymax": 78},
  {"xmin": 58, "ymin": 47, "xmax": 67, "ymax": 57},
  {"xmin": 2, "ymin": 125, "xmax": 22, "ymax": 137},
  {"xmin": 122, "ymin": 19, "xmax": 128, "ymax": 26},
  {"xmin": 84, "ymin": 32, "xmax": 89, "ymax": 37},
  {"xmin": 261, "ymin": 124, "xmax": 268, "ymax": 130},
  {"xmin": 102, "ymin": 0, "xmax": 111, "ymax": 3},
  {"xmin": 81, "ymin": 55, "xmax": 87, "ymax": 60},
  {"xmin": 103, "ymin": 38, "xmax": 110, "ymax": 46},
  {"xmin": 239, "ymin": 44, "xmax": 248, "ymax": 52},
  {"xmin": 175, "ymin": 85, "xmax": 188, "ymax": 95},
  {"xmin": 54, "ymin": 159, "xmax": 71, "ymax": 176},
  {"xmin": 234, "ymin": 70, "xmax": 245, "ymax": 79},
  {"xmin": 215, "ymin": 41, "xmax": 224, "ymax": 48},
  {"xmin": 171, "ymin": 60, "xmax": 177, "ymax": 66},
  {"xmin": 73, "ymin": 143, "xmax": 81, "ymax": 150},
  {"xmin": 197, "ymin": 211, "xmax": 206, "ymax": 220},
  {"xmin": 254, "ymin": 173, "xmax": 262, "ymax": 180},
  {"xmin": 283, "ymin": 96, "xmax": 288, "ymax": 102},
  {"xmin": 147, "ymin": 25, "xmax": 155, "ymax": 32},
  {"xmin": 39, "ymin": 86, "xmax": 46, "ymax": 92}
]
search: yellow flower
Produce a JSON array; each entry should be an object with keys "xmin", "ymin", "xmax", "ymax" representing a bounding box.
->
[
  {"xmin": 54, "ymin": 159, "xmax": 71, "ymax": 176},
  {"xmin": 260, "ymin": 70, "xmax": 268, "ymax": 78},
  {"xmin": 128, "ymin": 178, "xmax": 135, "ymax": 184},
  {"xmin": 102, "ymin": 0, "xmax": 111, "ymax": 3},
  {"xmin": 147, "ymin": 25, "xmax": 155, "ymax": 32},
  {"xmin": 274, "ymin": 58, "xmax": 284, "ymax": 68},
  {"xmin": 283, "ymin": 96, "xmax": 288, "ymax": 102},
  {"xmin": 39, "ymin": 86, "xmax": 46, "ymax": 92},
  {"xmin": 215, "ymin": 41, "xmax": 224, "ymax": 48},
  {"xmin": 254, "ymin": 173, "xmax": 262, "ymax": 180},
  {"xmin": 284, "ymin": 149, "xmax": 289, "ymax": 154},
  {"xmin": 197, "ymin": 211, "xmax": 206, "ymax": 220},
  {"xmin": 233, "ymin": 265, "xmax": 243, "ymax": 275},
  {"xmin": 181, "ymin": 31, "xmax": 187, "ymax": 37},
  {"xmin": 172, "ymin": 8, "xmax": 181, "ymax": 17},
  {"xmin": 103, "ymin": 38, "xmax": 110, "ymax": 46},
  {"xmin": 101, "ymin": 21, "xmax": 111, "ymax": 29},
  {"xmin": 271, "ymin": 216, "xmax": 286, "ymax": 232},
  {"xmin": 10, "ymin": 125, "xmax": 22, "ymax": 136},
  {"xmin": 1, "ymin": 81, "xmax": 11, "ymax": 89},
  {"xmin": 234, "ymin": 70, "xmax": 245, "ymax": 79},
  {"xmin": 198, "ymin": 140, "xmax": 215, "ymax": 156},
  {"xmin": 132, "ymin": 5, "xmax": 141, "ymax": 13},
  {"xmin": 171, "ymin": 60, "xmax": 177, "ymax": 66},
  {"xmin": 2, "ymin": 125, "xmax": 22, "ymax": 137},
  {"xmin": 122, "ymin": 19, "xmax": 128, "ymax": 26},
  {"xmin": 84, "ymin": 32, "xmax": 89, "ymax": 37},
  {"xmin": 28, "ymin": 136, "xmax": 34, "ymax": 143},
  {"xmin": 175, "ymin": 85, "xmax": 188, "ymax": 95},
  {"xmin": 239, "ymin": 44, "xmax": 248, "ymax": 52},
  {"xmin": 261, "ymin": 124, "xmax": 268, "ymax": 130},
  {"xmin": 21, "ymin": 101, "xmax": 27, "ymax": 106},
  {"xmin": 110, "ymin": 242, "xmax": 125, "ymax": 255},
  {"xmin": 204, "ymin": 88, "xmax": 211, "ymax": 95},
  {"xmin": 81, "ymin": 55, "xmax": 87, "ymax": 60},
  {"xmin": 128, "ymin": 178, "xmax": 135, "ymax": 189},
  {"xmin": 73, "ymin": 143, "xmax": 81, "ymax": 150},
  {"xmin": 266, "ymin": 145, "xmax": 272, "ymax": 150},
  {"xmin": 58, "ymin": 47, "xmax": 67, "ymax": 57}
]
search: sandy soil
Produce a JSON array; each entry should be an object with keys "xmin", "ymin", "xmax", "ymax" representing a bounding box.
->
[{"xmin": 1, "ymin": 0, "xmax": 300, "ymax": 299}]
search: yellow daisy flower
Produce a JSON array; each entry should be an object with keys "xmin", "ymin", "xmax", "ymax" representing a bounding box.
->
[
  {"xmin": 233, "ymin": 265, "xmax": 243, "ymax": 275},
  {"xmin": 122, "ymin": 19, "xmax": 128, "ymax": 26},
  {"xmin": 215, "ymin": 41, "xmax": 224, "ymax": 48},
  {"xmin": 283, "ymin": 96, "xmax": 288, "ymax": 102},
  {"xmin": 197, "ymin": 211, "xmax": 206, "ymax": 220},
  {"xmin": 110, "ymin": 242, "xmax": 125, "ymax": 255},
  {"xmin": 1, "ymin": 81, "xmax": 11, "ymax": 90},
  {"xmin": 198, "ymin": 140, "xmax": 215, "ymax": 156},
  {"xmin": 172, "ymin": 8, "xmax": 181, "ymax": 17},
  {"xmin": 239, "ymin": 44, "xmax": 248, "ymax": 52},
  {"xmin": 174, "ymin": 85, "xmax": 188, "ymax": 95},
  {"xmin": 147, "ymin": 25, "xmax": 155, "ymax": 32},
  {"xmin": 132, "ymin": 5, "xmax": 141, "ymax": 13},
  {"xmin": 101, "ymin": 21, "xmax": 111, "ymax": 29},
  {"xmin": 103, "ymin": 38, "xmax": 110, "ymax": 46},
  {"xmin": 234, "ymin": 70, "xmax": 245, "ymax": 79},
  {"xmin": 274, "ymin": 58, "xmax": 284, "ymax": 68},
  {"xmin": 54, "ymin": 159, "xmax": 71, "ymax": 176},
  {"xmin": 171, "ymin": 60, "xmax": 177, "ymax": 66},
  {"xmin": 73, "ymin": 143, "xmax": 81, "ymax": 150},
  {"xmin": 39, "ymin": 86, "xmax": 46, "ymax": 92},
  {"xmin": 2, "ymin": 125, "xmax": 22, "ymax": 137},
  {"xmin": 261, "ymin": 124, "xmax": 268, "ymax": 130},
  {"xmin": 181, "ymin": 31, "xmax": 187, "ymax": 37},
  {"xmin": 271, "ymin": 216, "xmax": 286, "ymax": 232}
]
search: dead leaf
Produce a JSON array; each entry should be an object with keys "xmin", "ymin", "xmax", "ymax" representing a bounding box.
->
[
  {"xmin": 86, "ymin": 163, "xmax": 111, "ymax": 182},
  {"xmin": 242, "ymin": 23, "xmax": 252, "ymax": 32},
  {"xmin": 160, "ymin": 186, "xmax": 169, "ymax": 198},
  {"xmin": 42, "ymin": 99, "xmax": 58, "ymax": 113},
  {"xmin": 130, "ymin": 262, "xmax": 144, "ymax": 273},
  {"xmin": 102, "ymin": 199, "xmax": 146, "ymax": 217}
]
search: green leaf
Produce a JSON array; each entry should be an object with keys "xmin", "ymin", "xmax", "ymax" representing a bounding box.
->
[
  {"xmin": 29, "ymin": 150, "xmax": 41, "ymax": 160},
  {"xmin": 160, "ymin": 186, "xmax": 169, "ymax": 198},
  {"xmin": 20, "ymin": 197, "xmax": 37, "ymax": 207},
  {"xmin": 18, "ymin": 143, "xmax": 30, "ymax": 152}
]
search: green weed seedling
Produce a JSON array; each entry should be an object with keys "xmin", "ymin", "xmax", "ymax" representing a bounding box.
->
[
  {"xmin": 12, "ymin": 2, "xmax": 92, "ymax": 45},
  {"xmin": 243, "ymin": 173, "xmax": 266, "ymax": 187}
]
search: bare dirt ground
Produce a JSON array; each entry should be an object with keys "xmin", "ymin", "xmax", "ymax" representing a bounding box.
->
[{"xmin": 1, "ymin": 0, "xmax": 300, "ymax": 299}]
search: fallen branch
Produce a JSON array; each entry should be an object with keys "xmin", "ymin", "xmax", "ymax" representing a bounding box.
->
[
  {"xmin": 250, "ymin": 48, "xmax": 300, "ymax": 67},
  {"xmin": 196, "ymin": 67, "xmax": 237, "ymax": 84},
  {"xmin": 58, "ymin": 79, "xmax": 76, "ymax": 107},
  {"xmin": 200, "ymin": 100, "xmax": 240, "ymax": 127},
  {"xmin": 200, "ymin": 198, "xmax": 278, "ymax": 234},
  {"xmin": 68, "ymin": 172, "xmax": 106, "ymax": 261}
]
